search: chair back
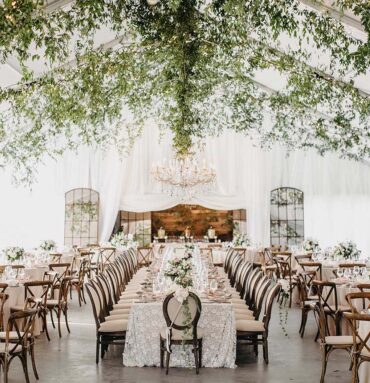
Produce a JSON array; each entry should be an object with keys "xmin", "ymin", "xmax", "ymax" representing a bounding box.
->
[
  {"xmin": 137, "ymin": 247, "xmax": 153, "ymax": 267},
  {"xmin": 343, "ymin": 312, "xmax": 370, "ymax": 361},
  {"xmin": 0, "ymin": 283, "xmax": 8, "ymax": 293},
  {"xmin": 0, "ymin": 293, "xmax": 9, "ymax": 331},
  {"xmin": 345, "ymin": 292, "xmax": 370, "ymax": 313},
  {"xmin": 358, "ymin": 284, "xmax": 370, "ymax": 310},
  {"xmin": 24, "ymin": 280, "xmax": 53, "ymax": 308},
  {"xmin": 163, "ymin": 292, "xmax": 201, "ymax": 339},
  {"xmin": 253, "ymin": 278, "xmax": 271, "ymax": 319},
  {"xmin": 6, "ymin": 309, "xmax": 38, "ymax": 354},
  {"xmin": 313, "ymin": 302, "xmax": 329, "ymax": 344},
  {"xmin": 262, "ymin": 283, "xmax": 281, "ymax": 332},
  {"xmin": 85, "ymin": 282, "xmax": 103, "ymax": 330},
  {"xmin": 300, "ymin": 262, "xmax": 322, "ymax": 281},
  {"xmin": 312, "ymin": 280, "xmax": 338, "ymax": 315}
]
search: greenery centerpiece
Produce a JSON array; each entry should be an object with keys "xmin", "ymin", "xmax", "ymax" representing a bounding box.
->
[
  {"xmin": 231, "ymin": 233, "xmax": 251, "ymax": 247},
  {"xmin": 39, "ymin": 240, "xmax": 56, "ymax": 252},
  {"xmin": 302, "ymin": 238, "xmax": 320, "ymax": 253},
  {"xmin": 3, "ymin": 246, "xmax": 24, "ymax": 263},
  {"xmin": 332, "ymin": 240, "xmax": 361, "ymax": 261},
  {"xmin": 110, "ymin": 232, "xmax": 136, "ymax": 249}
]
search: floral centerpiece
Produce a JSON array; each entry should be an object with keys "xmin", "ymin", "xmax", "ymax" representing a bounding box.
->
[
  {"xmin": 332, "ymin": 240, "xmax": 361, "ymax": 261},
  {"xmin": 164, "ymin": 254, "xmax": 193, "ymax": 289},
  {"xmin": 110, "ymin": 232, "xmax": 136, "ymax": 249},
  {"xmin": 3, "ymin": 246, "xmax": 24, "ymax": 263},
  {"xmin": 302, "ymin": 238, "xmax": 320, "ymax": 253},
  {"xmin": 231, "ymin": 232, "xmax": 251, "ymax": 247},
  {"xmin": 39, "ymin": 240, "xmax": 56, "ymax": 252}
]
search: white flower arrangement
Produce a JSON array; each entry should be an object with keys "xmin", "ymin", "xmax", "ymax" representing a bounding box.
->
[
  {"xmin": 302, "ymin": 238, "xmax": 320, "ymax": 252},
  {"xmin": 110, "ymin": 232, "xmax": 136, "ymax": 249},
  {"xmin": 332, "ymin": 240, "xmax": 361, "ymax": 261},
  {"xmin": 164, "ymin": 253, "xmax": 193, "ymax": 289},
  {"xmin": 3, "ymin": 246, "xmax": 24, "ymax": 262},
  {"xmin": 231, "ymin": 232, "xmax": 250, "ymax": 247},
  {"xmin": 39, "ymin": 240, "xmax": 56, "ymax": 252}
]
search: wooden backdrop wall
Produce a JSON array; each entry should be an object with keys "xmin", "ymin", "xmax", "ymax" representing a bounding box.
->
[{"xmin": 151, "ymin": 204, "xmax": 234, "ymax": 240}]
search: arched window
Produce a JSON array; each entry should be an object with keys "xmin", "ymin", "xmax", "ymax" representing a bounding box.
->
[
  {"xmin": 270, "ymin": 187, "xmax": 304, "ymax": 247},
  {"xmin": 64, "ymin": 188, "xmax": 99, "ymax": 247}
]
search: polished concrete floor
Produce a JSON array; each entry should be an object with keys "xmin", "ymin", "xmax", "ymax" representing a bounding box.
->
[{"xmin": 7, "ymin": 294, "xmax": 352, "ymax": 383}]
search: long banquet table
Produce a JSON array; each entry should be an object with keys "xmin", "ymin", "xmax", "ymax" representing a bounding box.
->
[{"xmin": 122, "ymin": 244, "xmax": 236, "ymax": 368}]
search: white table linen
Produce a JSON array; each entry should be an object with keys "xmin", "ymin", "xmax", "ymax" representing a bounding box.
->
[{"xmin": 123, "ymin": 301, "xmax": 236, "ymax": 368}]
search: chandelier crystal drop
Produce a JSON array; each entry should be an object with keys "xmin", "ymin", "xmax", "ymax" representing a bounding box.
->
[{"xmin": 151, "ymin": 155, "xmax": 216, "ymax": 200}]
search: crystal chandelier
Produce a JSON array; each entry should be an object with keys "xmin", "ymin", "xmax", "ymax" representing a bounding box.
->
[{"xmin": 151, "ymin": 154, "xmax": 216, "ymax": 200}]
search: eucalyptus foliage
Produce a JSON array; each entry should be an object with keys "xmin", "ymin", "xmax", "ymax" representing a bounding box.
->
[{"xmin": 0, "ymin": 0, "xmax": 369, "ymax": 182}]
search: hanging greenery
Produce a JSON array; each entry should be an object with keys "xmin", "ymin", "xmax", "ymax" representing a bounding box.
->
[{"xmin": 0, "ymin": 0, "xmax": 369, "ymax": 183}]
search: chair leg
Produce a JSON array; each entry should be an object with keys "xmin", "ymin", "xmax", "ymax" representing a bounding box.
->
[
  {"xmin": 20, "ymin": 352, "xmax": 31, "ymax": 383},
  {"xmin": 263, "ymin": 338, "xmax": 269, "ymax": 364},
  {"xmin": 57, "ymin": 309, "xmax": 62, "ymax": 338},
  {"xmin": 50, "ymin": 309, "xmax": 56, "ymax": 329},
  {"xmin": 64, "ymin": 308, "xmax": 71, "ymax": 333},
  {"xmin": 199, "ymin": 340, "xmax": 202, "ymax": 368},
  {"xmin": 320, "ymin": 346, "xmax": 328, "ymax": 383},
  {"xmin": 160, "ymin": 346, "xmax": 164, "ymax": 368},
  {"xmin": 165, "ymin": 351, "xmax": 170, "ymax": 375},
  {"xmin": 194, "ymin": 347, "xmax": 199, "ymax": 375},
  {"xmin": 30, "ymin": 343, "xmax": 39, "ymax": 380},
  {"xmin": 253, "ymin": 336, "xmax": 258, "ymax": 356},
  {"xmin": 96, "ymin": 337, "xmax": 100, "ymax": 364},
  {"xmin": 42, "ymin": 313, "xmax": 50, "ymax": 341}
]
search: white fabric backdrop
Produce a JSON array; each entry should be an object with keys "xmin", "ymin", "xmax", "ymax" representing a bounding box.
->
[{"xmin": 0, "ymin": 124, "xmax": 370, "ymax": 256}]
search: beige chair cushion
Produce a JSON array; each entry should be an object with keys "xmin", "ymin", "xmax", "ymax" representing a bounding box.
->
[
  {"xmin": 0, "ymin": 343, "xmax": 23, "ymax": 354},
  {"xmin": 234, "ymin": 307, "xmax": 254, "ymax": 316},
  {"xmin": 234, "ymin": 312, "xmax": 254, "ymax": 320},
  {"xmin": 160, "ymin": 327, "xmax": 203, "ymax": 340},
  {"xmin": 113, "ymin": 303, "xmax": 133, "ymax": 310},
  {"xmin": 98, "ymin": 319, "xmax": 128, "ymax": 333},
  {"xmin": 325, "ymin": 336, "xmax": 359, "ymax": 345},
  {"xmin": 236, "ymin": 319, "xmax": 265, "ymax": 332},
  {"xmin": 47, "ymin": 299, "xmax": 59, "ymax": 306},
  {"xmin": 105, "ymin": 314, "xmax": 129, "ymax": 321},
  {"xmin": 110, "ymin": 308, "xmax": 131, "ymax": 316},
  {"xmin": 0, "ymin": 331, "xmax": 30, "ymax": 339}
]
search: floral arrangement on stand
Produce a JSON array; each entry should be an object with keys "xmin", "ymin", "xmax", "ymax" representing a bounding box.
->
[
  {"xmin": 302, "ymin": 238, "xmax": 320, "ymax": 253},
  {"xmin": 39, "ymin": 240, "xmax": 56, "ymax": 252},
  {"xmin": 231, "ymin": 233, "xmax": 251, "ymax": 248},
  {"xmin": 331, "ymin": 241, "xmax": 361, "ymax": 261},
  {"xmin": 278, "ymin": 279, "xmax": 290, "ymax": 338},
  {"xmin": 164, "ymin": 254, "xmax": 193, "ymax": 291},
  {"xmin": 3, "ymin": 246, "xmax": 24, "ymax": 263},
  {"xmin": 110, "ymin": 232, "xmax": 136, "ymax": 249}
]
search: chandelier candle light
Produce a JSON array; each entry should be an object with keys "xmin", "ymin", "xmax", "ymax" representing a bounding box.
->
[{"xmin": 151, "ymin": 155, "xmax": 216, "ymax": 200}]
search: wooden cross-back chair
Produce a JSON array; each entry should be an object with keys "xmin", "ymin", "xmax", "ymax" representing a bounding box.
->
[
  {"xmin": 98, "ymin": 247, "xmax": 116, "ymax": 272},
  {"xmin": 313, "ymin": 302, "xmax": 353, "ymax": 383},
  {"xmin": 0, "ymin": 308, "xmax": 39, "ymax": 383},
  {"xmin": 46, "ymin": 277, "xmax": 72, "ymax": 338},
  {"xmin": 312, "ymin": 280, "xmax": 350, "ymax": 336},
  {"xmin": 136, "ymin": 247, "xmax": 153, "ymax": 268},
  {"xmin": 10, "ymin": 280, "xmax": 52, "ymax": 341},
  {"xmin": 343, "ymin": 311, "xmax": 370, "ymax": 383},
  {"xmin": 299, "ymin": 261, "xmax": 322, "ymax": 282}
]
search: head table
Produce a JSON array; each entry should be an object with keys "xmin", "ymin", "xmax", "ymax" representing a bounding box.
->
[{"xmin": 122, "ymin": 244, "xmax": 236, "ymax": 368}]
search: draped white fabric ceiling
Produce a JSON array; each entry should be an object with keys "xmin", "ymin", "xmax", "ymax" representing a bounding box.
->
[{"xmin": 0, "ymin": 123, "xmax": 369, "ymax": 256}]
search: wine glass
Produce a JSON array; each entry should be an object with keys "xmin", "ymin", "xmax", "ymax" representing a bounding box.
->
[
  {"xmin": 209, "ymin": 279, "xmax": 218, "ymax": 294},
  {"xmin": 337, "ymin": 268, "xmax": 343, "ymax": 279},
  {"xmin": 361, "ymin": 266, "xmax": 368, "ymax": 278},
  {"xmin": 353, "ymin": 266, "xmax": 360, "ymax": 280}
]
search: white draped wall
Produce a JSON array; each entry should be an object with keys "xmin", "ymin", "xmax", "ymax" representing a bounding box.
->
[{"xmin": 1, "ymin": 124, "xmax": 370, "ymax": 256}]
